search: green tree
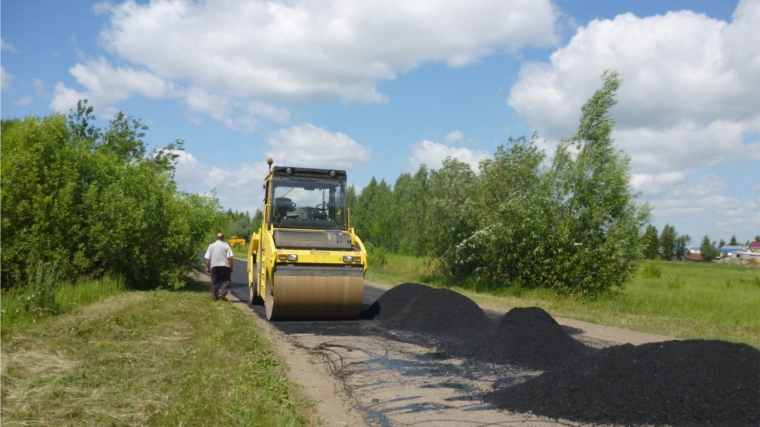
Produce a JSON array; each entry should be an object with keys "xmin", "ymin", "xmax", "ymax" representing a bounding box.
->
[
  {"xmin": 441, "ymin": 71, "xmax": 649, "ymax": 294},
  {"xmin": 643, "ymin": 225, "xmax": 660, "ymax": 259},
  {"xmin": 729, "ymin": 235, "xmax": 738, "ymax": 245},
  {"xmin": 675, "ymin": 234, "xmax": 691, "ymax": 258},
  {"xmin": 1, "ymin": 106, "xmax": 226, "ymax": 288},
  {"xmin": 251, "ymin": 209, "xmax": 264, "ymax": 234},
  {"xmin": 659, "ymin": 224, "xmax": 677, "ymax": 261},
  {"xmin": 700, "ymin": 235, "xmax": 717, "ymax": 261},
  {"xmin": 755, "ymin": 235, "xmax": 760, "ymax": 242},
  {"xmin": 718, "ymin": 239, "xmax": 726, "ymax": 248}
]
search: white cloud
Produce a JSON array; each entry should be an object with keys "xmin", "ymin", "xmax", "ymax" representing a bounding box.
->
[
  {"xmin": 508, "ymin": 0, "xmax": 760, "ymax": 175},
  {"xmin": 13, "ymin": 97, "xmax": 32, "ymax": 106},
  {"xmin": 172, "ymin": 150, "xmax": 270, "ymax": 203},
  {"xmin": 93, "ymin": 0, "xmax": 556, "ymax": 106},
  {"xmin": 183, "ymin": 87, "xmax": 290, "ymax": 131},
  {"xmin": 32, "ymin": 79, "xmax": 47, "ymax": 97},
  {"xmin": 265, "ymin": 124, "xmax": 371, "ymax": 169},
  {"xmin": 50, "ymin": 57, "xmax": 178, "ymax": 113},
  {"xmin": 1, "ymin": 39, "xmax": 16, "ymax": 51},
  {"xmin": 53, "ymin": 0, "xmax": 557, "ymax": 127},
  {"xmin": 630, "ymin": 172, "xmax": 688, "ymax": 195},
  {"xmin": 1, "ymin": 66, "xmax": 14, "ymax": 89},
  {"xmin": 409, "ymin": 140, "xmax": 490, "ymax": 172},
  {"xmin": 444, "ymin": 131, "xmax": 464, "ymax": 144}
]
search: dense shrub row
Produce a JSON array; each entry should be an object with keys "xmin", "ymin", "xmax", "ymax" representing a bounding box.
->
[{"xmin": 1, "ymin": 101, "xmax": 227, "ymax": 289}]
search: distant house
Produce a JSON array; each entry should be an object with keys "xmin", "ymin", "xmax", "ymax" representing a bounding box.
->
[
  {"xmin": 718, "ymin": 246, "xmax": 747, "ymax": 256},
  {"xmin": 687, "ymin": 246, "xmax": 701, "ymax": 254},
  {"xmin": 750, "ymin": 242, "xmax": 760, "ymax": 253},
  {"xmin": 677, "ymin": 252, "xmax": 702, "ymax": 262},
  {"xmin": 718, "ymin": 246, "xmax": 752, "ymax": 264}
]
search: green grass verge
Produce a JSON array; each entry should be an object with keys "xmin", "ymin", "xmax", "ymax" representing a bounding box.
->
[
  {"xmin": 1, "ymin": 276, "xmax": 126, "ymax": 336},
  {"xmin": 1, "ymin": 283, "xmax": 314, "ymax": 426},
  {"xmin": 232, "ymin": 244, "xmax": 249, "ymax": 258},
  {"xmin": 366, "ymin": 254, "xmax": 760, "ymax": 348}
]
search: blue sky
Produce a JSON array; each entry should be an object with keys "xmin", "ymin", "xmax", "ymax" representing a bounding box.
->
[{"xmin": 2, "ymin": 0, "xmax": 758, "ymax": 243}]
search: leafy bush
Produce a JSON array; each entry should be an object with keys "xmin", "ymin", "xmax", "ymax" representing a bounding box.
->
[
  {"xmin": 1, "ymin": 101, "xmax": 227, "ymax": 289},
  {"xmin": 364, "ymin": 242, "xmax": 388, "ymax": 267},
  {"xmin": 436, "ymin": 72, "xmax": 649, "ymax": 295},
  {"xmin": 642, "ymin": 263, "xmax": 663, "ymax": 279}
]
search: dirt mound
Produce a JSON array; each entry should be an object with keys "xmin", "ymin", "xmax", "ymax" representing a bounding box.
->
[
  {"xmin": 487, "ymin": 340, "xmax": 760, "ymax": 427},
  {"xmin": 477, "ymin": 307, "xmax": 590, "ymax": 370},
  {"xmin": 371, "ymin": 283, "xmax": 492, "ymax": 339}
]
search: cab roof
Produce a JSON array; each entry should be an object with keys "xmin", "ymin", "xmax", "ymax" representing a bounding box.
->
[{"xmin": 271, "ymin": 166, "xmax": 347, "ymax": 179}]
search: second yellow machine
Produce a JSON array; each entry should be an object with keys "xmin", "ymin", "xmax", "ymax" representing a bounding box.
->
[{"xmin": 248, "ymin": 158, "xmax": 368, "ymax": 320}]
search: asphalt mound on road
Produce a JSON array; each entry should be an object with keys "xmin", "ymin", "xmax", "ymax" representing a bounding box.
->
[
  {"xmin": 487, "ymin": 339, "xmax": 760, "ymax": 427},
  {"xmin": 369, "ymin": 284, "xmax": 589, "ymax": 370},
  {"xmin": 478, "ymin": 307, "xmax": 591, "ymax": 370},
  {"xmin": 371, "ymin": 283, "xmax": 493, "ymax": 339}
]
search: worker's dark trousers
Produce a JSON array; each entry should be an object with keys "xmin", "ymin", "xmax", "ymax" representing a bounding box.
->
[{"xmin": 210, "ymin": 266, "xmax": 231, "ymax": 300}]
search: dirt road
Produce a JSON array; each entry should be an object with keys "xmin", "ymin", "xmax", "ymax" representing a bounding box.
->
[{"xmin": 216, "ymin": 258, "xmax": 674, "ymax": 427}]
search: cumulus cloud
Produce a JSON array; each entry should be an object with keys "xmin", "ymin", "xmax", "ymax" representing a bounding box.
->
[
  {"xmin": 508, "ymin": 0, "xmax": 760, "ymax": 175},
  {"xmin": 1, "ymin": 66, "xmax": 14, "ymax": 89},
  {"xmin": 50, "ymin": 57, "xmax": 178, "ymax": 113},
  {"xmin": 265, "ymin": 124, "xmax": 371, "ymax": 169},
  {"xmin": 13, "ymin": 97, "xmax": 32, "ymax": 106},
  {"xmin": 50, "ymin": 0, "xmax": 557, "ymax": 127},
  {"xmin": 172, "ymin": 150, "xmax": 270, "ymax": 205},
  {"xmin": 444, "ymin": 131, "xmax": 464, "ymax": 144},
  {"xmin": 96, "ymin": 0, "xmax": 557, "ymax": 106},
  {"xmin": 183, "ymin": 87, "xmax": 290, "ymax": 131},
  {"xmin": 409, "ymin": 140, "xmax": 490, "ymax": 172}
]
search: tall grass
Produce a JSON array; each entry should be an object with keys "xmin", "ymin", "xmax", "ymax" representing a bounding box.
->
[{"xmin": 1, "ymin": 268, "xmax": 125, "ymax": 335}]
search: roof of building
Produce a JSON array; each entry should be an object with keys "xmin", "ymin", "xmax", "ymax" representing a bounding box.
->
[
  {"xmin": 750, "ymin": 242, "xmax": 760, "ymax": 249},
  {"xmin": 718, "ymin": 246, "xmax": 748, "ymax": 252},
  {"xmin": 683, "ymin": 252, "xmax": 703, "ymax": 261}
]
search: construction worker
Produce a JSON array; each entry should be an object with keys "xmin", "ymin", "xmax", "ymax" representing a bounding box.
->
[{"xmin": 205, "ymin": 232, "xmax": 234, "ymax": 301}]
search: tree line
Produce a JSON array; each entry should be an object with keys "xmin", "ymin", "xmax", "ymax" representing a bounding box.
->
[
  {"xmin": 1, "ymin": 101, "xmax": 227, "ymax": 289},
  {"xmin": 349, "ymin": 71, "xmax": 650, "ymax": 295},
  {"xmin": 225, "ymin": 209, "xmax": 263, "ymax": 241},
  {"xmin": 642, "ymin": 224, "xmax": 757, "ymax": 262}
]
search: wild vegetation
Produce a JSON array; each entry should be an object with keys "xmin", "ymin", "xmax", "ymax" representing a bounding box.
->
[
  {"xmin": 1, "ymin": 101, "xmax": 228, "ymax": 290},
  {"xmin": 351, "ymin": 72, "xmax": 650, "ymax": 295}
]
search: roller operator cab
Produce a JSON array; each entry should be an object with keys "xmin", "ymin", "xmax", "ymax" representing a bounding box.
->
[{"xmin": 247, "ymin": 158, "xmax": 367, "ymax": 320}]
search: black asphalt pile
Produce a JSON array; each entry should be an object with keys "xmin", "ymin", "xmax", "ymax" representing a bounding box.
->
[
  {"xmin": 478, "ymin": 307, "xmax": 591, "ymax": 370},
  {"xmin": 368, "ymin": 284, "xmax": 590, "ymax": 370},
  {"xmin": 370, "ymin": 283, "xmax": 492, "ymax": 339},
  {"xmin": 487, "ymin": 339, "xmax": 760, "ymax": 427}
]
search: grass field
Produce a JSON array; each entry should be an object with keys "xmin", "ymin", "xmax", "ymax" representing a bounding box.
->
[
  {"xmin": 1, "ymin": 282, "xmax": 315, "ymax": 426},
  {"xmin": 232, "ymin": 243, "xmax": 249, "ymax": 258},
  {"xmin": 366, "ymin": 255, "xmax": 760, "ymax": 348}
]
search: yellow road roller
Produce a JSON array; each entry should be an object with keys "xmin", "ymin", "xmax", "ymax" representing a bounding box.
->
[{"xmin": 247, "ymin": 158, "xmax": 367, "ymax": 320}]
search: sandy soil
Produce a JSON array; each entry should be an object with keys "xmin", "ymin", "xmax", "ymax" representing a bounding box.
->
[{"xmin": 205, "ymin": 274, "xmax": 676, "ymax": 427}]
